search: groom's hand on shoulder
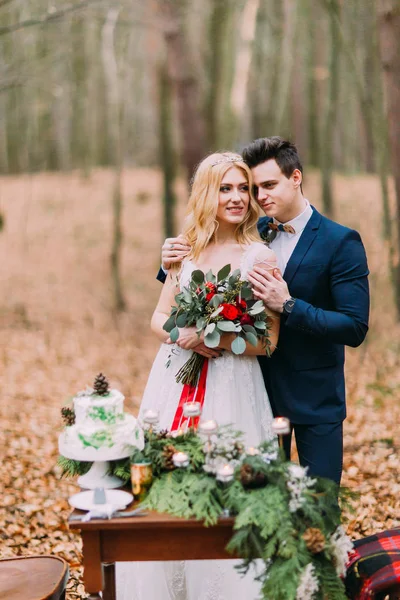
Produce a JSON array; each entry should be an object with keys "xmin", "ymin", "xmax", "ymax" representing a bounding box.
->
[{"xmin": 162, "ymin": 235, "xmax": 191, "ymax": 270}]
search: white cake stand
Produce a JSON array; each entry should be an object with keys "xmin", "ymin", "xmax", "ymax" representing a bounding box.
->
[{"xmin": 59, "ymin": 434, "xmax": 133, "ymax": 489}]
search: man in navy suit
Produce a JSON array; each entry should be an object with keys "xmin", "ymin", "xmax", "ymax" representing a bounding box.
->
[{"xmin": 158, "ymin": 137, "xmax": 370, "ymax": 484}]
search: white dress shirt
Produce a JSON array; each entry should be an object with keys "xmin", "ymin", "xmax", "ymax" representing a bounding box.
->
[{"xmin": 269, "ymin": 200, "xmax": 313, "ymax": 274}]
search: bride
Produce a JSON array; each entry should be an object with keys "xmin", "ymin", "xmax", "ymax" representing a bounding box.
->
[{"xmin": 116, "ymin": 152, "xmax": 280, "ymax": 600}]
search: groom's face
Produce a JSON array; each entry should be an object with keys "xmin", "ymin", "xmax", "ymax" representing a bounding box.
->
[{"xmin": 251, "ymin": 159, "xmax": 301, "ymax": 223}]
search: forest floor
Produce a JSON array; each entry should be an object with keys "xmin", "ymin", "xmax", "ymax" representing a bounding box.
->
[{"xmin": 0, "ymin": 167, "xmax": 399, "ymax": 598}]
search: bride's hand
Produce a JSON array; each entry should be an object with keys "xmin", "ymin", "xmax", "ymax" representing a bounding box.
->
[
  {"xmin": 167, "ymin": 328, "xmax": 222, "ymax": 358},
  {"xmin": 172, "ymin": 327, "xmax": 203, "ymax": 350}
]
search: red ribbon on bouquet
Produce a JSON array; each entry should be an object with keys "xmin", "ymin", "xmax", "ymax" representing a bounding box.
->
[{"xmin": 170, "ymin": 359, "xmax": 209, "ymax": 432}]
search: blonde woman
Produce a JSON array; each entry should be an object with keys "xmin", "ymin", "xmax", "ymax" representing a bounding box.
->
[{"xmin": 117, "ymin": 152, "xmax": 280, "ymax": 600}]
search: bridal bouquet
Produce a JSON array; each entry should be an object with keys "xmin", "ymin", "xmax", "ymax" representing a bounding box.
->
[{"xmin": 163, "ymin": 264, "xmax": 272, "ymax": 385}]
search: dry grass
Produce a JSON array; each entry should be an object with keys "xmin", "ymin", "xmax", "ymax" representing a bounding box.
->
[{"xmin": 0, "ymin": 167, "xmax": 399, "ymax": 597}]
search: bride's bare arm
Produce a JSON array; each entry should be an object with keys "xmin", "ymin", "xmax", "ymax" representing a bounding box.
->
[{"xmin": 151, "ymin": 271, "xmax": 180, "ymax": 342}]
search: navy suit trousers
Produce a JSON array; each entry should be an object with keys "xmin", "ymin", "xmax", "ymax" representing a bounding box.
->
[{"xmin": 282, "ymin": 421, "xmax": 343, "ymax": 485}]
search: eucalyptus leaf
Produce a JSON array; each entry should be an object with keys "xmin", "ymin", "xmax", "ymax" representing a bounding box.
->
[
  {"xmin": 245, "ymin": 331, "xmax": 258, "ymax": 347},
  {"xmin": 254, "ymin": 321, "xmax": 267, "ymax": 330},
  {"xmin": 231, "ymin": 336, "xmax": 246, "ymax": 355},
  {"xmin": 204, "ymin": 322, "xmax": 216, "ymax": 336},
  {"xmin": 163, "ymin": 315, "xmax": 176, "ymax": 332},
  {"xmin": 191, "ymin": 269, "xmax": 205, "ymax": 285},
  {"xmin": 242, "ymin": 324, "xmax": 257, "ymax": 337},
  {"xmin": 196, "ymin": 317, "xmax": 206, "ymax": 330},
  {"xmin": 216, "ymin": 320, "xmax": 236, "ymax": 332},
  {"xmin": 249, "ymin": 300, "xmax": 265, "ymax": 315},
  {"xmin": 204, "ymin": 329, "xmax": 221, "ymax": 348},
  {"xmin": 229, "ymin": 269, "xmax": 241, "ymax": 285},
  {"xmin": 176, "ymin": 313, "xmax": 188, "ymax": 327},
  {"xmin": 169, "ymin": 327, "xmax": 180, "ymax": 343},
  {"xmin": 183, "ymin": 290, "xmax": 192, "ymax": 303},
  {"xmin": 210, "ymin": 306, "xmax": 223, "ymax": 319},
  {"xmin": 206, "ymin": 269, "xmax": 216, "ymax": 284},
  {"xmin": 210, "ymin": 294, "xmax": 223, "ymax": 308},
  {"xmin": 240, "ymin": 286, "xmax": 253, "ymax": 300},
  {"xmin": 217, "ymin": 264, "xmax": 231, "ymax": 281}
]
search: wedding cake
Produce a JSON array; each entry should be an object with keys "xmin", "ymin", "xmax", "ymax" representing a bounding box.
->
[{"xmin": 59, "ymin": 373, "xmax": 143, "ymax": 461}]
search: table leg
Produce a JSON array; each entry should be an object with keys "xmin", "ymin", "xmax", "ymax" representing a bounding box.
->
[
  {"xmin": 81, "ymin": 530, "xmax": 103, "ymax": 597},
  {"xmin": 102, "ymin": 562, "xmax": 116, "ymax": 600}
]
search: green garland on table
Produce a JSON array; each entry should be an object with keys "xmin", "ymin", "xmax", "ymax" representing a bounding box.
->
[
  {"xmin": 58, "ymin": 427, "xmax": 353, "ymax": 600},
  {"xmin": 135, "ymin": 427, "xmax": 351, "ymax": 600}
]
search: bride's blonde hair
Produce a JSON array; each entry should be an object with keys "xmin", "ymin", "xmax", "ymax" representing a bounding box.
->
[{"xmin": 181, "ymin": 152, "xmax": 260, "ymax": 262}]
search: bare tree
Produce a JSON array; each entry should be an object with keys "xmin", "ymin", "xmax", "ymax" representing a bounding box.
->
[
  {"xmin": 229, "ymin": 0, "xmax": 260, "ymax": 146},
  {"xmin": 101, "ymin": 7, "xmax": 126, "ymax": 311},
  {"xmin": 320, "ymin": 0, "xmax": 341, "ymax": 218},
  {"xmin": 158, "ymin": 61, "xmax": 177, "ymax": 238},
  {"xmin": 158, "ymin": 0, "xmax": 207, "ymax": 183},
  {"xmin": 377, "ymin": 0, "xmax": 400, "ymax": 318}
]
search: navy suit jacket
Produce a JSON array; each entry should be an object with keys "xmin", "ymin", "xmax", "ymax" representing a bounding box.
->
[{"xmin": 156, "ymin": 207, "xmax": 370, "ymax": 425}]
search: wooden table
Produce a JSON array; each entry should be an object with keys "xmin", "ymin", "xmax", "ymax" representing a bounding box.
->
[{"xmin": 69, "ymin": 507, "xmax": 235, "ymax": 600}]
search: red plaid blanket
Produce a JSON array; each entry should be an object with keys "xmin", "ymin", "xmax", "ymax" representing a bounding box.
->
[{"xmin": 345, "ymin": 528, "xmax": 400, "ymax": 599}]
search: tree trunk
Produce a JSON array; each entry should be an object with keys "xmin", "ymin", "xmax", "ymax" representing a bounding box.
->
[
  {"xmin": 158, "ymin": 61, "xmax": 177, "ymax": 238},
  {"xmin": 377, "ymin": 0, "xmax": 400, "ymax": 319},
  {"xmin": 101, "ymin": 8, "xmax": 126, "ymax": 312},
  {"xmin": 159, "ymin": 0, "xmax": 207, "ymax": 183},
  {"xmin": 305, "ymin": 0, "xmax": 319, "ymax": 166},
  {"xmin": 84, "ymin": 12, "xmax": 99, "ymax": 172},
  {"xmin": 320, "ymin": 0, "xmax": 341, "ymax": 218},
  {"xmin": 205, "ymin": 0, "xmax": 233, "ymax": 149},
  {"xmin": 274, "ymin": 0, "xmax": 299, "ymax": 135},
  {"xmin": 52, "ymin": 19, "xmax": 72, "ymax": 171},
  {"xmin": 229, "ymin": 0, "xmax": 260, "ymax": 146}
]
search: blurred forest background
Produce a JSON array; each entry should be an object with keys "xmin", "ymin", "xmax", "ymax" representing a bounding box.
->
[{"xmin": 1, "ymin": 1, "xmax": 400, "ymax": 598}]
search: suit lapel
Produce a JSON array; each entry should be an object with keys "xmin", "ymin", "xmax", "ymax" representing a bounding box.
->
[{"xmin": 283, "ymin": 207, "xmax": 321, "ymax": 286}]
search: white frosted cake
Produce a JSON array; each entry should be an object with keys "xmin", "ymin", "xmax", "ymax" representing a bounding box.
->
[{"xmin": 59, "ymin": 375, "xmax": 143, "ymax": 461}]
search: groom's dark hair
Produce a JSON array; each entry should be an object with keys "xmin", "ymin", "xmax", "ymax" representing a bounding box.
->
[{"xmin": 242, "ymin": 136, "xmax": 303, "ymax": 180}]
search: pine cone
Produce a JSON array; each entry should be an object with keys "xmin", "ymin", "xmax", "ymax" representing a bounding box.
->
[
  {"xmin": 303, "ymin": 527, "xmax": 326, "ymax": 554},
  {"xmin": 162, "ymin": 444, "xmax": 177, "ymax": 470},
  {"xmin": 157, "ymin": 429, "xmax": 169, "ymax": 440},
  {"xmin": 93, "ymin": 373, "xmax": 109, "ymax": 396},
  {"xmin": 240, "ymin": 463, "xmax": 255, "ymax": 487},
  {"xmin": 240, "ymin": 463, "xmax": 267, "ymax": 488},
  {"xmin": 61, "ymin": 406, "xmax": 75, "ymax": 426}
]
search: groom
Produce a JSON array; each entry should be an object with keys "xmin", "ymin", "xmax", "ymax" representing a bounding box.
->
[{"xmin": 158, "ymin": 137, "xmax": 370, "ymax": 484}]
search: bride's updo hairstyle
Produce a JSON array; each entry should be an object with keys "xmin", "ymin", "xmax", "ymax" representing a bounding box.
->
[{"xmin": 182, "ymin": 152, "xmax": 260, "ymax": 262}]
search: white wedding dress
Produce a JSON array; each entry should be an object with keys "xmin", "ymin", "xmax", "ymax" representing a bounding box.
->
[{"xmin": 116, "ymin": 242, "xmax": 275, "ymax": 600}]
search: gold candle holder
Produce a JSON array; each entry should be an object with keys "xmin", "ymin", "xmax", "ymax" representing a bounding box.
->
[{"xmin": 130, "ymin": 462, "xmax": 153, "ymax": 500}]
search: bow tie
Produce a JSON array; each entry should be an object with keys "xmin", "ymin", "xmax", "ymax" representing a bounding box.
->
[
  {"xmin": 262, "ymin": 221, "xmax": 296, "ymax": 244},
  {"xmin": 268, "ymin": 222, "xmax": 296, "ymax": 234}
]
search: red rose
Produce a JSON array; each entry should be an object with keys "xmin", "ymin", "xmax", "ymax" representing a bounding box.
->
[
  {"xmin": 206, "ymin": 291, "xmax": 216, "ymax": 302},
  {"xmin": 236, "ymin": 298, "xmax": 247, "ymax": 310},
  {"xmin": 205, "ymin": 282, "xmax": 217, "ymax": 293},
  {"xmin": 240, "ymin": 314, "xmax": 255, "ymax": 326},
  {"xmin": 220, "ymin": 303, "xmax": 239, "ymax": 320}
]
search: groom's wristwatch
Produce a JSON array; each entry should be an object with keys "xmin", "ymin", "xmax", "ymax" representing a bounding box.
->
[{"xmin": 282, "ymin": 296, "xmax": 296, "ymax": 316}]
